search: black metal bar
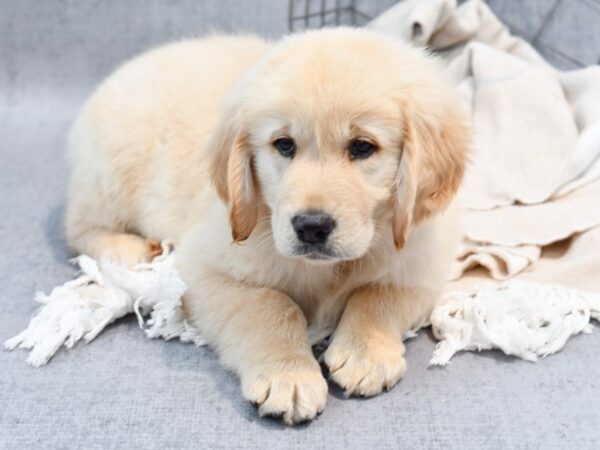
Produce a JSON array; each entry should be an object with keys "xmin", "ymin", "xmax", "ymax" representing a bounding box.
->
[
  {"xmin": 353, "ymin": 10, "xmax": 372, "ymax": 21},
  {"xmin": 288, "ymin": 0, "xmax": 372, "ymax": 31},
  {"xmin": 305, "ymin": 0, "xmax": 310, "ymax": 29},
  {"xmin": 288, "ymin": 0, "xmax": 295, "ymax": 31},
  {"xmin": 292, "ymin": 7, "xmax": 353, "ymax": 21}
]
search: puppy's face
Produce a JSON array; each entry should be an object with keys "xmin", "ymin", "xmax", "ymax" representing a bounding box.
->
[
  {"xmin": 212, "ymin": 29, "xmax": 469, "ymax": 263},
  {"xmin": 250, "ymin": 90, "xmax": 400, "ymax": 262}
]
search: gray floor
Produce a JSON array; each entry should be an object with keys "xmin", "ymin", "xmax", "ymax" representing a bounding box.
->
[{"xmin": 1, "ymin": 1, "xmax": 599, "ymax": 449}]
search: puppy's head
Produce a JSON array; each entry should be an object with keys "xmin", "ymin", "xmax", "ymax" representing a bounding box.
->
[{"xmin": 211, "ymin": 28, "xmax": 469, "ymax": 263}]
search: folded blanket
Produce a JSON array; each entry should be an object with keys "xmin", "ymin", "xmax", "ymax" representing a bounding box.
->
[{"xmin": 370, "ymin": 0, "xmax": 600, "ymax": 289}]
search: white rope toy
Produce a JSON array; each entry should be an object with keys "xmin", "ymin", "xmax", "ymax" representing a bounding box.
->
[
  {"xmin": 430, "ymin": 282, "xmax": 600, "ymax": 365},
  {"xmin": 4, "ymin": 242, "xmax": 599, "ymax": 367},
  {"xmin": 4, "ymin": 243, "xmax": 204, "ymax": 367}
]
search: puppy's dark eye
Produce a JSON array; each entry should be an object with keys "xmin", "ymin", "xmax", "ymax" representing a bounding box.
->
[
  {"xmin": 273, "ymin": 137, "xmax": 296, "ymax": 157},
  {"xmin": 349, "ymin": 139, "xmax": 376, "ymax": 159}
]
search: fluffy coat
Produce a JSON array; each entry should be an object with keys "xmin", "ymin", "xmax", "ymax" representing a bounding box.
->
[{"xmin": 66, "ymin": 28, "xmax": 470, "ymax": 424}]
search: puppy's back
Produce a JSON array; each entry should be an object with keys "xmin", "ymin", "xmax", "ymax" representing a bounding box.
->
[{"xmin": 66, "ymin": 36, "xmax": 269, "ymax": 254}]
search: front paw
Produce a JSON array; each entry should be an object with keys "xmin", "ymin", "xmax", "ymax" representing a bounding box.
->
[
  {"xmin": 323, "ymin": 330, "xmax": 406, "ymax": 397},
  {"xmin": 242, "ymin": 354, "xmax": 328, "ymax": 425}
]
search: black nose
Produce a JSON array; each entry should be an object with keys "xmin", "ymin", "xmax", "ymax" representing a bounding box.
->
[{"xmin": 291, "ymin": 211, "xmax": 336, "ymax": 245}]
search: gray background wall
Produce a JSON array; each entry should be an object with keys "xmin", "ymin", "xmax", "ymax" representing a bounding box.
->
[{"xmin": 3, "ymin": 0, "xmax": 599, "ymax": 106}]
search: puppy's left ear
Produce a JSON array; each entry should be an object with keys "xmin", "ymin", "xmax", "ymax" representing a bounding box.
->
[
  {"xmin": 393, "ymin": 82, "xmax": 470, "ymax": 250},
  {"xmin": 210, "ymin": 111, "xmax": 259, "ymax": 243}
]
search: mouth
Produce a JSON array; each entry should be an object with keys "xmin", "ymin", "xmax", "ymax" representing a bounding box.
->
[
  {"xmin": 293, "ymin": 243, "xmax": 339, "ymax": 262},
  {"xmin": 304, "ymin": 252, "xmax": 335, "ymax": 261}
]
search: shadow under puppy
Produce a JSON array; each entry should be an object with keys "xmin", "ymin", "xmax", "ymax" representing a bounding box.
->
[{"xmin": 66, "ymin": 28, "xmax": 470, "ymax": 424}]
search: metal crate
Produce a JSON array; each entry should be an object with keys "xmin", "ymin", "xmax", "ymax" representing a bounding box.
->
[{"xmin": 288, "ymin": 0, "xmax": 372, "ymax": 31}]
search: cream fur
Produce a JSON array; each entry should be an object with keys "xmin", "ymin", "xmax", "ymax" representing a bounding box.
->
[{"xmin": 66, "ymin": 29, "xmax": 469, "ymax": 425}]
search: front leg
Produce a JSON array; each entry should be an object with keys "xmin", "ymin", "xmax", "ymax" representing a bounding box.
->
[
  {"xmin": 324, "ymin": 284, "xmax": 435, "ymax": 397},
  {"xmin": 183, "ymin": 272, "xmax": 328, "ymax": 425}
]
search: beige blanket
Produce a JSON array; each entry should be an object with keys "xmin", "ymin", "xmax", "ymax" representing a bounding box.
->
[{"xmin": 370, "ymin": 0, "xmax": 600, "ymax": 293}]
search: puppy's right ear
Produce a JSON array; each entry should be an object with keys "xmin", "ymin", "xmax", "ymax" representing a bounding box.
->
[{"xmin": 210, "ymin": 110, "xmax": 258, "ymax": 242}]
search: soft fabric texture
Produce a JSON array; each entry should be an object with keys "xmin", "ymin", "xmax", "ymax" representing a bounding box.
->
[
  {"xmin": 431, "ymin": 282, "xmax": 600, "ymax": 365},
  {"xmin": 371, "ymin": 0, "xmax": 600, "ymax": 290},
  {"xmin": 3, "ymin": 0, "xmax": 600, "ymax": 448},
  {"xmin": 5, "ymin": 249, "xmax": 599, "ymax": 368},
  {"xmin": 4, "ymin": 245, "xmax": 203, "ymax": 367}
]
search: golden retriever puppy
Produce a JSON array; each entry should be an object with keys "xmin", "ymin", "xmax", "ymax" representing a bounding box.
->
[{"xmin": 66, "ymin": 28, "xmax": 469, "ymax": 424}]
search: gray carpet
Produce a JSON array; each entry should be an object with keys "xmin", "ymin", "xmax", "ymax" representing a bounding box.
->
[{"xmin": 2, "ymin": 1, "xmax": 599, "ymax": 449}]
